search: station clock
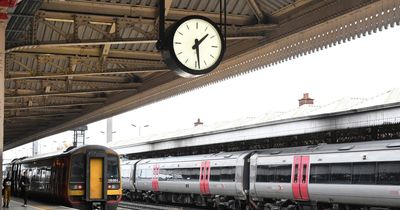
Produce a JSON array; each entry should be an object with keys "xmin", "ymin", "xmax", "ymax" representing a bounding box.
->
[{"xmin": 162, "ymin": 15, "xmax": 226, "ymax": 78}]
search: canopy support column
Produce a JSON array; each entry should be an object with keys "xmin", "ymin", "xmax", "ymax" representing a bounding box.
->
[{"xmin": 0, "ymin": 20, "xmax": 6, "ymax": 201}]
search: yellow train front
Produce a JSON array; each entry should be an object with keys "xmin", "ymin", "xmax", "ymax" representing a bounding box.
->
[{"xmin": 9, "ymin": 145, "xmax": 122, "ymax": 210}]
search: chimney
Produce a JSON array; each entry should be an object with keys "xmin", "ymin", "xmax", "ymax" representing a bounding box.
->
[
  {"xmin": 194, "ymin": 118, "xmax": 203, "ymax": 127},
  {"xmin": 299, "ymin": 93, "xmax": 314, "ymax": 106}
]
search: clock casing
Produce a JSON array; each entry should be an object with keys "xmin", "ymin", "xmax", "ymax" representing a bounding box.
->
[{"xmin": 162, "ymin": 15, "xmax": 226, "ymax": 78}]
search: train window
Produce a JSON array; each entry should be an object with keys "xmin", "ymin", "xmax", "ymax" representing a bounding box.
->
[
  {"xmin": 352, "ymin": 162, "xmax": 376, "ymax": 184},
  {"xmin": 181, "ymin": 168, "xmax": 199, "ymax": 180},
  {"xmin": 330, "ymin": 163, "xmax": 352, "ymax": 184},
  {"xmin": 302, "ymin": 164, "xmax": 307, "ymax": 183},
  {"xmin": 158, "ymin": 169, "xmax": 170, "ymax": 181},
  {"xmin": 377, "ymin": 162, "xmax": 400, "ymax": 185},
  {"xmin": 209, "ymin": 167, "xmax": 235, "ymax": 182},
  {"xmin": 256, "ymin": 165, "xmax": 291, "ymax": 183},
  {"xmin": 107, "ymin": 155, "xmax": 120, "ymax": 181},
  {"xmin": 293, "ymin": 164, "xmax": 298, "ymax": 183},
  {"xmin": 172, "ymin": 169, "xmax": 184, "ymax": 180},
  {"xmin": 122, "ymin": 168, "xmax": 131, "ymax": 179},
  {"xmin": 210, "ymin": 167, "xmax": 220, "ymax": 181},
  {"xmin": 309, "ymin": 164, "xmax": 330, "ymax": 184},
  {"xmin": 159, "ymin": 168, "xmax": 199, "ymax": 181},
  {"xmin": 220, "ymin": 167, "xmax": 235, "ymax": 182},
  {"xmin": 256, "ymin": 165, "xmax": 274, "ymax": 182},
  {"xmin": 275, "ymin": 165, "xmax": 291, "ymax": 183},
  {"xmin": 70, "ymin": 154, "xmax": 85, "ymax": 182},
  {"xmin": 138, "ymin": 169, "xmax": 152, "ymax": 179}
]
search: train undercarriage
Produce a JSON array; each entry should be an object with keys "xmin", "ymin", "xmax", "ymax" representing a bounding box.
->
[{"xmin": 122, "ymin": 190, "xmax": 397, "ymax": 210}]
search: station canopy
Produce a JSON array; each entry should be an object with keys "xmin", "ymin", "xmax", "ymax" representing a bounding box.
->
[{"xmin": 4, "ymin": 0, "xmax": 399, "ymax": 149}]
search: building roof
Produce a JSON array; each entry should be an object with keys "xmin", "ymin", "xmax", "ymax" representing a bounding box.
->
[{"xmin": 111, "ymin": 88, "xmax": 400, "ymax": 149}]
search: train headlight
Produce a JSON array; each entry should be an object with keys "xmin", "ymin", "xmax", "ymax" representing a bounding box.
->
[
  {"xmin": 107, "ymin": 183, "xmax": 120, "ymax": 190},
  {"xmin": 70, "ymin": 183, "xmax": 84, "ymax": 190}
]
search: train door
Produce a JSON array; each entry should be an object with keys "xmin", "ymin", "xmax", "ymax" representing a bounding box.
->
[
  {"xmin": 151, "ymin": 164, "xmax": 160, "ymax": 192},
  {"xmin": 89, "ymin": 158, "xmax": 103, "ymax": 200},
  {"xmin": 199, "ymin": 160, "xmax": 210, "ymax": 194},
  {"xmin": 291, "ymin": 156, "xmax": 310, "ymax": 201}
]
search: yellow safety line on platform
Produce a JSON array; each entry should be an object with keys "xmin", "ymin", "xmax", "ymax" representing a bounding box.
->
[
  {"xmin": 9, "ymin": 200, "xmax": 47, "ymax": 210},
  {"xmin": 10, "ymin": 200, "xmax": 73, "ymax": 210}
]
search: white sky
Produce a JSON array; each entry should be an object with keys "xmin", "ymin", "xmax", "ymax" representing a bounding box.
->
[{"xmin": 5, "ymin": 25, "xmax": 400, "ymax": 161}]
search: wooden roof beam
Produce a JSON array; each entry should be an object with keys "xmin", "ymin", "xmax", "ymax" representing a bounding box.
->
[
  {"xmin": 5, "ymin": 113, "xmax": 80, "ymax": 120},
  {"xmin": 8, "ymin": 35, "xmax": 264, "ymax": 53},
  {"xmin": 5, "ymin": 102, "xmax": 103, "ymax": 111},
  {"xmin": 5, "ymin": 117, "xmax": 64, "ymax": 122},
  {"xmin": 41, "ymin": 1, "xmax": 255, "ymax": 26},
  {"xmin": 246, "ymin": 0, "xmax": 265, "ymax": 23},
  {"xmin": 9, "ymin": 52, "xmax": 164, "ymax": 66},
  {"xmin": 37, "ymin": 10, "xmax": 274, "ymax": 33},
  {"xmin": 4, "ymin": 96, "xmax": 108, "ymax": 104},
  {"xmin": 272, "ymin": 0, "xmax": 314, "ymax": 17},
  {"xmin": 100, "ymin": 22, "xmax": 116, "ymax": 62},
  {"xmin": 7, "ymin": 68, "xmax": 169, "ymax": 80},
  {"xmin": 5, "ymin": 88, "xmax": 138, "ymax": 99},
  {"xmin": 7, "ymin": 79, "xmax": 142, "ymax": 90},
  {"xmin": 11, "ymin": 46, "xmax": 162, "ymax": 60}
]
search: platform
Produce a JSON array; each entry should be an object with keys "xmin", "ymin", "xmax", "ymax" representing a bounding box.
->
[{"xmin": 2, "ymin": 197, "xmax": 76, "ymax": 210}]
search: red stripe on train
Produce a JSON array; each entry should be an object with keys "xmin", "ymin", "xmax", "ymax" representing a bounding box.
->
[
  {"xmin": 204, "ymin": 160, "xmax": 210, "ymax": 194},
  {"xmin": 152, "ymin": 164, "xmax": 159, "ymax": 192},
  {"xmin": 199, "ymin": 160, "xmax": 210, "ymax": 195}
]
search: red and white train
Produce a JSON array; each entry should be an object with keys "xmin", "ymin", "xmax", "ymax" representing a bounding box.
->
[{"xmin": 122, "ymin": 140, "xmax": 400, "ymax": 209}]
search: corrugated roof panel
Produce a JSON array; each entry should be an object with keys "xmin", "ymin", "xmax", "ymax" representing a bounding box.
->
[
  {"xmin": 304, "ymin": 98, "xmax": 364, "ymax": 116},
  {"xmin": 257, "ymin": 0, "xmax": 295, "ymax": 14},
  {"xmin": 172, "ymin": 0, "xmax": 251, "ymax": 15},
  {"xmin": 355, "ymin": 89, "xmax": 400, "ymax": 108},
  {"xmin": 6, "ymin": 0, "xmax": 42, "ymax": 47}
]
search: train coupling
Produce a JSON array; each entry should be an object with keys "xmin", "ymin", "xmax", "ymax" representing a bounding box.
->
[{"xmin": 91, "ymin": 202, "xmax": 103, "ymax": 210}]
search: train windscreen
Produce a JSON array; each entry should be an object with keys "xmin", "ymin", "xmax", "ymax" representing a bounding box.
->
[
  {"xmin": 70, "ymin": 154, "xmax": 85, "ymax": 182},
  {"xmin": 107, "ymin": 155, "xmax": 120, "ymax": 183}
]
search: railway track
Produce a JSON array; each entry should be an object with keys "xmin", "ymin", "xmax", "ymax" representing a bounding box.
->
[{"xmin": 117, "ymin": 201, "xmax": 205, "ymax": 210}]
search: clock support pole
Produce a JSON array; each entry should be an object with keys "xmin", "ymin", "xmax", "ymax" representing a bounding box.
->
[
  {"xmin": 156, "ymin": 0, "xmax": 165, "ymax": 51},
  {"xmin": 219, "ymin": 0, "xmax": 227, "ymax": 42}
]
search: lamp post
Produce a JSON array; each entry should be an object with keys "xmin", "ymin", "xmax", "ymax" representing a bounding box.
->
[
  {"xmin": 100, "ymin": 130, "xmax": 116, "ymax": 143},
  {"xmin": 131, "ymin": 124, "xmax": 149, "ymax": 137}
]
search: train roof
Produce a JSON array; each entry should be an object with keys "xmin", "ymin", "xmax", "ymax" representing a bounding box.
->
[
  {"xmin": 121, "ymin": 159, "xmax": 140, "ymax": 165},
  {"xmin": 132, "ymin": 139, "xmax": 400, "ymax": 164},
  {"xmin": 138, "ymin": 150, "xmax": 253, "ymax": 164},
  {"xmin": 13, "ymin": 144, "xmax": 117, "ymax": 163},
  {"xmin": 255, "ymin": 139, "xmax": 400, "ymax": 157}
]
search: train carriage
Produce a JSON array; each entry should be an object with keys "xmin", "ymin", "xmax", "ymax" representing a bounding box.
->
[
  {"xmin": 134, "ymin": 151, "xmax": 252, "ymax": 208},
  {"xmin": 7, "ymin": 145, "xmax": 122, "ymax": 210},
  {"xmin": 250, "ymin": 140, "xmax": 400, "ymax": 208},
  {"xmin": 121, "ymin": 159, "xmax": 140, "ymax": 200},
  {"xmin": 121, "ymin": 139, "xmax": 400, "ymax": 209}
]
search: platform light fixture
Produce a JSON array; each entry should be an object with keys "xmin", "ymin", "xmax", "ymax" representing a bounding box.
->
[{"xmin": 131, "ymin": 124, "xmax": 149, "ymax": 137}]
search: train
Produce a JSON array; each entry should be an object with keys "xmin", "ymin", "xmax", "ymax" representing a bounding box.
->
[
  {"xmin": 121, "ymin": 140, "xmax": 400, "ymax": 210},
  {"xmin": 5, "ymin": 145, "xmax": 122, "ymax": 210}
]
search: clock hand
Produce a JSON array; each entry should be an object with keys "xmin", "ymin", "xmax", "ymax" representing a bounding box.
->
[
  {"xmin": 192, "ymin": 39, "xmax": 199, "ymax": 50},
  {"xmin": 192, "ymin": 34, "xmax": 209, "ymax": 50},
  {"xmin": 197, "ymin": 34, "xmax": 209, "ymax": 46},
  {"xmin": 195, "ymin": 39, "xmax": 200, "ymax": 69}
]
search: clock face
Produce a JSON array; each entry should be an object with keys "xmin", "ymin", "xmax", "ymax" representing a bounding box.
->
[{"xmin": 163, "ymin": 16, "xmax": 225, "ymax": 77}]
